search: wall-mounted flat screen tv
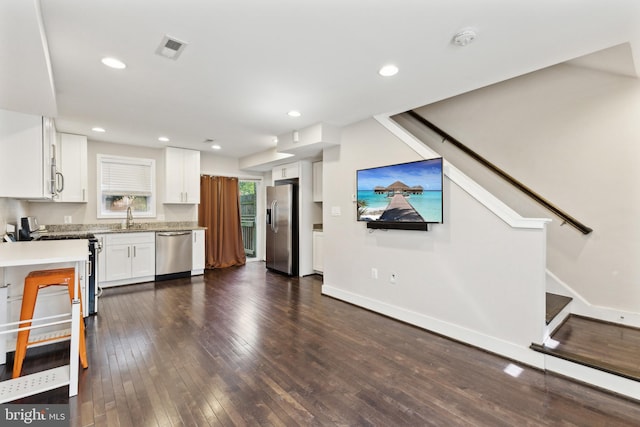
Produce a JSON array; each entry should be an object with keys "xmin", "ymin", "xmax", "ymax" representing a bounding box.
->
[{"xmin": 356, "ymin": 157, "xmax": 443, "ymax": 230}]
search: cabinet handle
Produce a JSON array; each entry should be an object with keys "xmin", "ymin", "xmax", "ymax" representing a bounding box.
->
[
  {"xmin": 127, "ymin": 247, "xmax": 130, "ymax": 258},
  {"xmin": 56, "ymin": 171, "xmax": 64, "ymax": 193},
  {"xmin": 185, "ymin": 192, "xmax": 188, "ymax": 202},
  {"xmin": 82, "ymin": 189, "xmax": 85, "ymax": 201},
  {"xmin": 134, "ymin": 246, "xmax": 137, "ymax": 257}
]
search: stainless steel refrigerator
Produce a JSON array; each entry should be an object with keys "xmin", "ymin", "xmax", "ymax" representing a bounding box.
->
[{"xmin": 266, "ymin": 183, "xmax": 298, "ymax": 275}]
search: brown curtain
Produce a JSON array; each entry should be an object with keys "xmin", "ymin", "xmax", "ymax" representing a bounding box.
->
[{"xmin": 198, "ymin": 175, "xmax": 246, "ymax": 268}]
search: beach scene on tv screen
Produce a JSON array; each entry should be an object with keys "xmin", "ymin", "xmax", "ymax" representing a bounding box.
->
[{"xmin": 357, "ymin": 159, "xmax": 443, "ymax": 223}]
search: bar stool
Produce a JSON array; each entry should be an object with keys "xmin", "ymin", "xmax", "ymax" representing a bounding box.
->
[{"xmin": 13, "ymin": 267, "xmax": 89, "ymax": 378}]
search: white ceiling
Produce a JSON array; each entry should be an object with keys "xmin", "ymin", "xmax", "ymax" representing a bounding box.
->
[{"xmin": 1, "ymin": 0, "xmax": 639, "ymax": 163}]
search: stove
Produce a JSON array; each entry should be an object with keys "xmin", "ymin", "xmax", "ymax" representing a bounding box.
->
[
  {"xmin": 37, "ymin": 233, "xmax": 99, "ymax": 315},
  {"xmin": 38, "ymin": 233, "xmax": 96, "ymax": 240}
]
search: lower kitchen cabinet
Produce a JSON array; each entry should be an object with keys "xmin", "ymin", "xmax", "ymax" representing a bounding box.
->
[
  {"xmin": 100, "ymin": 232, "xmax": 155, "ymax": 287},
  {"xmin": 192, "ymin": 229, "xmax": 205, "ymax": 275}
]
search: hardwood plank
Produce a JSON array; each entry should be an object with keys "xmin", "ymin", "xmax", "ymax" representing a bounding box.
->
[
  {"xmin": 546, "ymin": 292, "xmax": 572, "ymax": 324},
  {"xmin": 543, "ymin": 314, "xmax": 640, "ymax": 380},
  {"xmin": 3, "ymin": 262, "xmax": 639, "ymax": 426}
]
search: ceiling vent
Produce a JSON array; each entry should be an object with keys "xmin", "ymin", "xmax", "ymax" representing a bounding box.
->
[{"xmin": 156, "ymin": 35, "xmax": 187, "ymax": 60}]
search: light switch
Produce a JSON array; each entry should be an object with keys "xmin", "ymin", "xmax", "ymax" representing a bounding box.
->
[{"xmin": 331, "ymin": 206, "xmax": 341, "ymax": 216}]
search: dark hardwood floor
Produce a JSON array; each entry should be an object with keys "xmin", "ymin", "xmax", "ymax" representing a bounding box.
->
[{"xmin": 3, "ymin": 262, "xmax": 640, "ymax": 426}]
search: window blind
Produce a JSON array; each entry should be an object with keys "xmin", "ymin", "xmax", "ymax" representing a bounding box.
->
[{"xmin": 99, "ymin": 156, "xmax": 154, "ymax": 196}]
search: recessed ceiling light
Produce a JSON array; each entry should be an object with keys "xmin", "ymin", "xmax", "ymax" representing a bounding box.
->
[
  {"xmin": 287, "ymin": 110, "xmax": 301, "ymax": 118},
  {"xmin": 211, "ymin": 144, "xmax": 221, "ymax": 150},
  {"xmin": 158, "ymin": 136, "xmax": 170, "ymax": 142},
  {"xmin": 101, "ymin": 57, "xmax": 126, "ymax": 69},
  {"xmin": 378, "ymin": 64, "xmax": 399, "ymax": 77},
  {"xmin": 91, "ymin": 127, "xmax": 106, "ymax": 133}
]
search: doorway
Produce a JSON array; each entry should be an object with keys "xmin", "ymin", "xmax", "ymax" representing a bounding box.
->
[{"xmin": 239, "ymin": 180, "xmax": 259, "ymax": 258}]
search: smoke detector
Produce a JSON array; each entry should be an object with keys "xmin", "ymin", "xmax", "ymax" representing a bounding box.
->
[
  {"xmin": 156, "ymin": 35, "xmax": 188, "ymax": 60},
  {"xmin": 452, "ymin": 29, "xmax": 477, "ymax": 46}
]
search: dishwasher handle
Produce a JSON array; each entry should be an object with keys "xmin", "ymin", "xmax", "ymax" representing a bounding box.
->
[{"xmin": 156, "ymin": 231, "xmax": 192, "ymax": 237}]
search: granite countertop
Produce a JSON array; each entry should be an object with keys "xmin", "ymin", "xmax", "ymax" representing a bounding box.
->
[{"xmin": 40, "ymin": 222, "xmax": 206, "ymax": 236}]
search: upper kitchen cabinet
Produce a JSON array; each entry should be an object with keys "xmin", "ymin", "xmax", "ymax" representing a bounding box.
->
[
  {"xmin": 0, "ymin": 109, "xmax": 54, "ymax": 199},
  {"xmin": 272, "ymin": 162, "xmax": 299, "ymax": 183},
  {"xmin": 164, "ymin": 147, "xmax": 200, "ymax": 204},
  {"xmin": 56, "ymin": 133, "xmax": 88, "ymax": 202}
]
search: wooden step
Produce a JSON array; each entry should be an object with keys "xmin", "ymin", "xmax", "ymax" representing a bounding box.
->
[
  {"xmin": 532, "ymin": 314, "xmax": 640, "ymax": 382},
  {"xmin": 545, "ymin": 292, "xmax": 572, "ymax": 325}
]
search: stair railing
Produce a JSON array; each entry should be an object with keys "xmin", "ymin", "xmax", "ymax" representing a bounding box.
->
[{"xmin": 404, "ymin": 110, "xmax": 593, "ymax": 235}]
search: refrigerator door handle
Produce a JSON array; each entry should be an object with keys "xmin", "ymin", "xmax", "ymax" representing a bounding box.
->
[{"xmin": 272, "ymin": 200, "xmax": 279, "ymax": 233}]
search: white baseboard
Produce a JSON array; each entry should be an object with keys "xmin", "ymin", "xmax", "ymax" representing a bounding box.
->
[
  {"xmin": 321, "ymin": 284, "xmax": 545, "ymax": 369},
  {"xmin": 546, "ymin": 270, "xmax": 640, "ymax": 328}
]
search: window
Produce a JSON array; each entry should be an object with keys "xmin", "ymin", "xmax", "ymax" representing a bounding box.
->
[{"xmin": 97, "ymin": 154, "xmax": 156, "ymax": 218}]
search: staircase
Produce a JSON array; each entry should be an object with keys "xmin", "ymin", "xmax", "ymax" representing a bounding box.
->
[
  {"xmin": 376, "ymin": 112, "xmax": 639, "ymax": 400},
  {"xmin": 531, "ymin": 293, "xmax": 640, "ymax": 400},
  {"xmin": 544, "ymin": 292, "xmax": 572, "ymax": 339}
]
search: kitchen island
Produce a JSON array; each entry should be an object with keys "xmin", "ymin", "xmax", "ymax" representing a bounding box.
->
[{"xmin": 0, "ymin": 239, "xmax": 87, "ymax": 402}]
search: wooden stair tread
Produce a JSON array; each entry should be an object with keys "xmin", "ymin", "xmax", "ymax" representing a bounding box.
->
[
  {"xmin": 533, "ymin": 315, "xmax": 640, "ymax": 382},
  {"xmin": 545, "ymin": 292, "xmax": 572, "ymax": 325}
]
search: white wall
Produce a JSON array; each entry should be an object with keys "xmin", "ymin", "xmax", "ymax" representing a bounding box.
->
[
  {"xmin": 402, "ymin": 63, "xmax": 640, "ymax": 315},
  {"xmin": 322, "ymin": 118, "xmax": 548, "ymax": 366},
  {"xmin": 0, "ymin": 198, "xmax": 29, "ymax": 236},
  {"xmin": 26, "ymin": 140, "xmax": 196, "ymax": 225},
  {"xmin": 26, "ymin": 141, "xmax": 266, "ymax": 226},
  {"xmin": 201, "ymin": 152, "xmax": 263, "ymax": 180}
]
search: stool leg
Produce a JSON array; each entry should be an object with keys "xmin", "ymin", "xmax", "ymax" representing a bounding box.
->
[
  {"xmin": 13, "ymin": 282, "xmax": 40, "ymax": 378},
  {"xmin": 66, "ymin": 283, "xmax": 88, "ymax": 370}
]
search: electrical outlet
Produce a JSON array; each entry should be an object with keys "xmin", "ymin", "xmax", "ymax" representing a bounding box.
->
[
  {"xmin": 64, "ymin": 215, "xmax": 72, "ymax": 224},
  {"xmin": 390, "ymin": 273, "xmax": 397, "ymax": 284},
  {"xmin": 371, "ymin": 268, "xmax": 378, "ymax": 279}
]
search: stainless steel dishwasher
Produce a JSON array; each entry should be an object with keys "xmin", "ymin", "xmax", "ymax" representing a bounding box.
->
[{"xmin": 155, "ymin": 231, "xmax": 193, "ymax": 280}]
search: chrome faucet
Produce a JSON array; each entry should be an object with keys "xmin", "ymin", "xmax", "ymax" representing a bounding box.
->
[{"xmin": 126, "ymin": 206, "xmax": 134, "ymax": 228}]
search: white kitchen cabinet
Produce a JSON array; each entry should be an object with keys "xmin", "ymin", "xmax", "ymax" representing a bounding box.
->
[
  {"xmin": 313, "ymin": 230, "xmax": 323, "ymax": 273},
  {"xmin": 272, "ymin": 162, "xmax": 299, "ymax": 183},
  {"xmin": 192, "ymin": 229, "xmax": 205, "ymax": 275},
  {"xmin": 56, "ymin": 133, "xmax": 88, "ymax": 202},
  {"xmin": 312, "ymin": 161, "xmax": 323, "ymax": 202},
  {"xmin": 164, "ymin": 147, "xmax": 200, "ymax": 204},
  {"xmin": 0, "ymin": 109, "xmax": 54, "ymax": 199},
  {"xmin": 101, "ymin": 232, "xmax": 155, "ymax": 286}
]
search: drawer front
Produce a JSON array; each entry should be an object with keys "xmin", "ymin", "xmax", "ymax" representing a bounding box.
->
[{"xmin": 106, "ymin": 232, "xmax": 155, "ymax": 246}]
